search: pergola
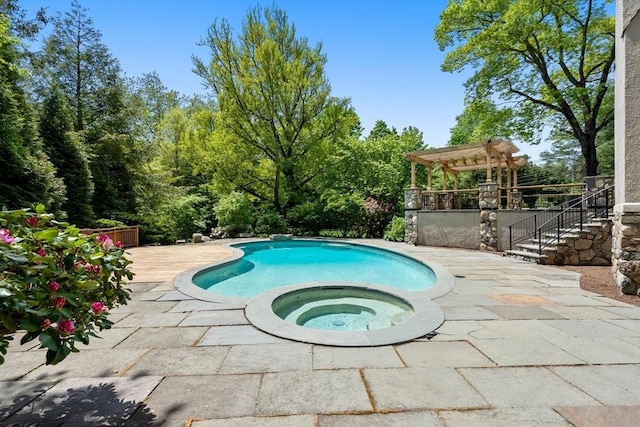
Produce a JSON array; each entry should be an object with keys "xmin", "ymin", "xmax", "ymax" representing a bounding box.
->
[{"xmin": 405, "ymin": 139, "xmax": 527, "ymax": 191}]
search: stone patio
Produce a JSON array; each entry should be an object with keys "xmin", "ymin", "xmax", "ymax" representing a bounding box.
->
[{"xmin": 1, "ymin": 240, "xmax": 638, "ymax": 426}]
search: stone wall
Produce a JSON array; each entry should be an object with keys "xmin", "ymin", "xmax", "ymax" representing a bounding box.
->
[
  {"xmin": 612, "ymin": 207, "xmax": 640, "ymax": 295},
  {"xmin": 403, "ymin": 188, "xmax": 420, "ymax": 245},
  {"xmin": 548, "ymin": 219, "xmax": 612, "ymax": 266},
  {"xmin": 479, "ymin": 183, "xmax": 499, "ymax": 251}
]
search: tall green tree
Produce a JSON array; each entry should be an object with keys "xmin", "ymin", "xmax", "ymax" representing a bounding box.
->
[
  {"xmin": 435, "ymin": 0, "xmax": 615, "ymax": 176},
  {"xmin": 0, "ymin": 14, "xmax": 64, "ymax": 210},
  {"xmin": 193, "ymin": 5, "xmax": 355, "ymax": 214},
  {"xmin": 39, "ymin": 89, "xmax": 94, "ymax": 224},
  {"xmin": 448, "ymin": 99, "xmax": 513, "ymax": 146},
  {"xmin": 34, "ymin": 0, "xmax": 121, "ymax": 132}
]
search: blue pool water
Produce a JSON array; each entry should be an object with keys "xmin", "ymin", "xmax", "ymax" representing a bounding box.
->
[{"xmin": 192, "ymin": 240, "xmax": 437, "ymax": 297}]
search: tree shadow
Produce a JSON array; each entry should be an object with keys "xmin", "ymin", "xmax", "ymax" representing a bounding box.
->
[{"xmin": 2, "ymin": 376, "xmax": 182, "ymax": 426}]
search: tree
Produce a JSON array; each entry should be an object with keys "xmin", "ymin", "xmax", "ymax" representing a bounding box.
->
[
  {"xmin": 448, "ymin": 99, "xmax": 513, "ymax": 146},
  {"xmin": 435, "ymin": 0, "xmax": 615, "ymax": 176},
  {"xmin": 0, "ymin": 14, "xmax": 64, "ymax": 210},
  {"xmin": 193, "ymin": 5, "xmax": 355, "ymax": 214},
  {"xmin": 39, "ymin": 89, "xmax": 94, "ymax": 225},
  {"xmin": 34, "ymin": 0, "xmax": 121, "ymax": 132}
]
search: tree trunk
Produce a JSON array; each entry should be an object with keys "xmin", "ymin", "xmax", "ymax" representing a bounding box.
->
[{"xmin": 580, "ymin": 133, "xmax": 599, "ymax": 177}]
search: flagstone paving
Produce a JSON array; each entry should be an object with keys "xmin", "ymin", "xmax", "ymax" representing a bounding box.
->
[{"xmin": 1, "ymin": 239, "xmax": 639, "ymax": 426}]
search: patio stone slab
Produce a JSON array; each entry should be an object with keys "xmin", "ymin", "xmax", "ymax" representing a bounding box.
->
[
  {"xmin": 115, "ymin": 326, "xmax": 208, "ymax": 348},
  {"xmin": 128, "ymin": 290, "xmax": 168, "ymax": 301},
  {"xmin": 543, "ymin": 306, "xmax": 624, "ymax": 319},
  {"xmin": 23, "ymin": 348, "xmax": 148, "ymax": 381},
  {"xmin": 256, "ymin": 370, "xmax": 371, "ymax": 415},
  {"xmin": 318, "ymin": 411, "xmax": 443, "ymax": 426},
  {"xmin": 544, "ymin": 295, "xmax": 610, "ymax": 306},
  {"xmin": 110, "ymin": 300, "xmax": 178, "ymax": 314},
  {"xmin": 472, "ymin": 319, "xmax": 571, "ymax": 339},
  {"xmin": 198, "ymin": 325, "xmax": 289, "ymax": 345},
  {"xmin": 439, "ymin": 407, "xmax": 572, "ymax": 426},
  {"xmin": 114, "ymin": 312, "xmax": 189, "ymax": 327},
  {"xmin": 544, "ymin": 336, "xmax": 640, "ymax": 364},
  {"xmin": 430, "ymin": 320, "xmax": 486, "ymax": 341},
  {"xmin": 604, "ymin": 319, "xmax": 640, "ymax": 330},
  {"xmin": 542, "ymin": 319, "xmax": 637, "ymax": 337},
  {"xmin": 551, "ymin": 365, "xmax": 640, "ymax": 405},
  {"xmin": 598, "ymin": 306, "xmax": 640, "ymax": 319},
  {"xmin": 219, "ymin": 343, "xmax": 312, "ymax": 374},
  {"xmin": 442, "ymin": 306, "xmax": 502, "ymax": 320},
  {"xmin": 459, "ymin": 367, "xmax": 601, "ymax": 407},
  {"xmin": 124, "ymin": 346, "xmax": 230, "ymax": 377},
  {"xmin": 157, "ymin": 290, "xmax": 194, "ymax": 301},
  {"xmin": 137, "ymin": 374, "xmax": 262, "ymax": 424},
  {"xmin": 395, "ymin": 341, "xmax": 494, "ymax": 368},
  {"xmin": 193, "ymin": 415, "xmax": 315, "ymax": 427},
  {"xmin": 128, "ymin": 282, "xmax": 165, "ymax": 292},
  {"xmin": 0, "ymin": 350, "xmax": 45, "ymax": 380},
  {"xmin": 0, "ymin": 380, "xmax": 55, "ymax": 421},
  {"xmin": 170, "ymin": 300, "xmax": 245, "ymax": 312},
  {"xmin": 4, "ymin": 332, "xmax": 44, "ymax": 353},
  {"xmin": 433, "ymin": 294, "xmax": 500, "ymax": 307},
  {"xmin": 487, "ymin": 294, "xmax": 554, "ymax": 305},
  {"xmin": 180, "ymin": 309, "xmax": 248, "ymax": 326},
  {"xmin": 5, "ymin": 376, "xmax": 162, "ymax": 425},
  {"xmin": 83, "ymin": 327, "xmax": 138, "ymax": 349},
  {"xmin": 486, "ymin": 305, "xmax": 565, "ymax": 320},
  {"xmin": 554, "ymin": 406, "xmax": 640, "ymax": 427},
  {"xmin": 363, "ymin": 367, "xmax": 489, "ymax": 410},
  {"xmin": 312, "ymin": 345, "xmax": 404, "ymax": 370},
  {"xmin": 468, "ymin": 337, "xmax": 584, "ymax": 366}
]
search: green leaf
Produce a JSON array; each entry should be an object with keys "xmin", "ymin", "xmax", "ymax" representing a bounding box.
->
[
  {"xmin": 20, "ymin": 317, "xmax": 41, "ymax": 332},
  {"xmin": 33, "ymin": 229, "xmax": 60, "ymax": 240},
  {"xmin": 36, "ymin": 204, "xmax": 45, "ymax": 214},
  {"xmin": 90, "ymin": 252, "xmax": 105, "ymax": 260},
  {"xmin": 1, "ymin": 312, "xmax": 16, "ymax": 331},
  {"xmin": 77, "ymin": 280, "xmax": 99, "ymax": 290},
  {"xmin": 6, "ymin": 253, "xmax": 28, "ymax": 263},
  {"xmin": 39, "ymin": 333, "xmax": 59, "ymax": 352},
  {"xmin": 0, "ymin": 287, "xmax": 12, "ymax": 298}
]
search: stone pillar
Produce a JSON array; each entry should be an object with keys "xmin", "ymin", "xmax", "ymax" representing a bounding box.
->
[
  {"xmin": 613, "ymin": 0, "xmax": 640, "ymax": 295},
  {"xmin": 479, "ymin": 182, "xmax": 498, "ymax": 251},
  {"xmin": 404, "ymin": 188, "xmax": 421, "ymax": 245}
]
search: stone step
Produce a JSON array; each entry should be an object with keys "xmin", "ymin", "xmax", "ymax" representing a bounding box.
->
[
  {"xmin": 503, "ymin": 250, "xmax": 547, "ymax": 263},
  {"xmin": 518, "ymin": 243, "xmax": 558, "ymax": 254}
]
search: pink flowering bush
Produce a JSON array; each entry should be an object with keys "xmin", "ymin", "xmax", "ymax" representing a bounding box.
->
[{"xmin": 0, "ymin": 205, "xmax": 132, "ymax": 365}]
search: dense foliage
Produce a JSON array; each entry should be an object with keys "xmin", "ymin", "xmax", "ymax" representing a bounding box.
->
[
  {"xmin": 0, "ymin": 1, "xmax": 617, "ymax": 245},
  {"xmin": 436, "ymin": 0, "xmax": 615, "ymax": 177}
]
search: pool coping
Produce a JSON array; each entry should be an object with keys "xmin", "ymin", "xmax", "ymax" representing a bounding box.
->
[
  {"xmin": 173, "ymin": 238, "xmax": 456, "ymax": 310},
  {"xmin": 244, "ymin": 282, "xmax": 445, "ymax": 346}
]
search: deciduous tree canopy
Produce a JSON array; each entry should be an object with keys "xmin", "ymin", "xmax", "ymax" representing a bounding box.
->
[{"xmin": 435, "ymin": 0, "xmax": 615, "ymax": 176}]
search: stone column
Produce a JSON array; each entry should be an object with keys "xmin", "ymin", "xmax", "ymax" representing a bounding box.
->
[
  {"xmin": 403, "ymin": 188, "xmax": 421, "ymax": 245},
  {"xmin": 479, "ymin": 182, "xmax": 498, "ymax": 251},
  {"xmin": 613, "ymin": 0, "xmax": 640, "ymax": 295}
]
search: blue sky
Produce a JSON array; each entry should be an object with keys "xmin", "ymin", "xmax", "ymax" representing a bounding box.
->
[{"xmin": 20, "ymin": 0, "xmax": 552, "ymax": 160}]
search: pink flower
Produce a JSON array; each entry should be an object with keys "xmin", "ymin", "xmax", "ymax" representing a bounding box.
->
[
  {"xmin": 57, "ymin": 319, "xmax": 75, "ymax": 335},
  {"xmin": 49, "ymin": 281, "xmax": 60, "ymax": 292},
  {"xmin": 42, "ymin": 318, "xmax": 52, "ymax": 329},
  {"xmin": 92, "ymin": 265, "xmax": 101, "ymax": 274},
  {"xmin": 25, "ymin": 216, "xmax": 38, "ymax": 227},
  {"xmin": 53, "ymin": 297, "xmax": 66, "ymax": 310},
  {"xmin": 90, "ymin": 301, "xmax": 107, "ymax": 314},
  {"xmin": 37, "ymin": 248, "xmax": 47, "ymax": 257},
  {"xmin": 0, "ymin": 228, "xmax": 15, "ymax": 244},
  {"xmin": 115, "ymin": 241, "xmax": 123, "ymax": 248}
]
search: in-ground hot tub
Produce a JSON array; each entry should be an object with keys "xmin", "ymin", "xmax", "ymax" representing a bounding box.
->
[{"xmin": 244, "ymin": 283, "xmax": 445, "ymax": 346}]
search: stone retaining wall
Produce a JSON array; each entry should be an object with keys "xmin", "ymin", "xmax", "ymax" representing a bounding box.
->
[
  {"xmin": 548, "ymin": 220, "xmax": 612, "ymax": 266},
  {"xmin": 612, "ymin": 208, "xmax": 640, "ymax": 295}
]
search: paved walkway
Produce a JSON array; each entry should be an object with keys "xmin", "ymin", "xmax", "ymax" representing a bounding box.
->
[{"xmin": 1, "ymin": 240, "xmax": 639, "ymax": 426}]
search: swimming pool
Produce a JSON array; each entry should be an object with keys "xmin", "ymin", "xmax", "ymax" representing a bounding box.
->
[{"xmin": 191, "ymin": 240, "xmax": 438, "ymax": 297}]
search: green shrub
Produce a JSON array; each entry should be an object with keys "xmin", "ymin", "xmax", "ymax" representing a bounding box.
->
[
  {"xmin": 286, "ymin": 201, "xmax": 323, "ymax": 235},
  {"xmin": 0, "ymin": 205, "xmax": 132, "ymax": 365},
  {"xmin": 214, "ymin": 192, "xmax": 254, "ymax": 236},
  {"xmin": 383, "ymin": 216, "xmax": 405, "ymax": 242},
  {"xmin": 93, "ymin": 218, "xmax": 126, "ymax": 228},
  {"xmin": 254, "ymin": 211, "xmax": 288, "ymax": 236}
]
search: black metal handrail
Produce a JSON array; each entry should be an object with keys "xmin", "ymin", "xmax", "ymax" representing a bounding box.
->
[
  {"xmin": 535, "ymin": 184, "xmax": 614, "ymax": 255},
  {"xmin": 508, "ymin": 184, "xmax": 614, "ymax": 252}
]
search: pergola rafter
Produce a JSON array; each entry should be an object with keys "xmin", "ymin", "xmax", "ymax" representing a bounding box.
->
[{"xmin": 405, "ymin": 139, "xmax": 527, "ymax": 189}]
